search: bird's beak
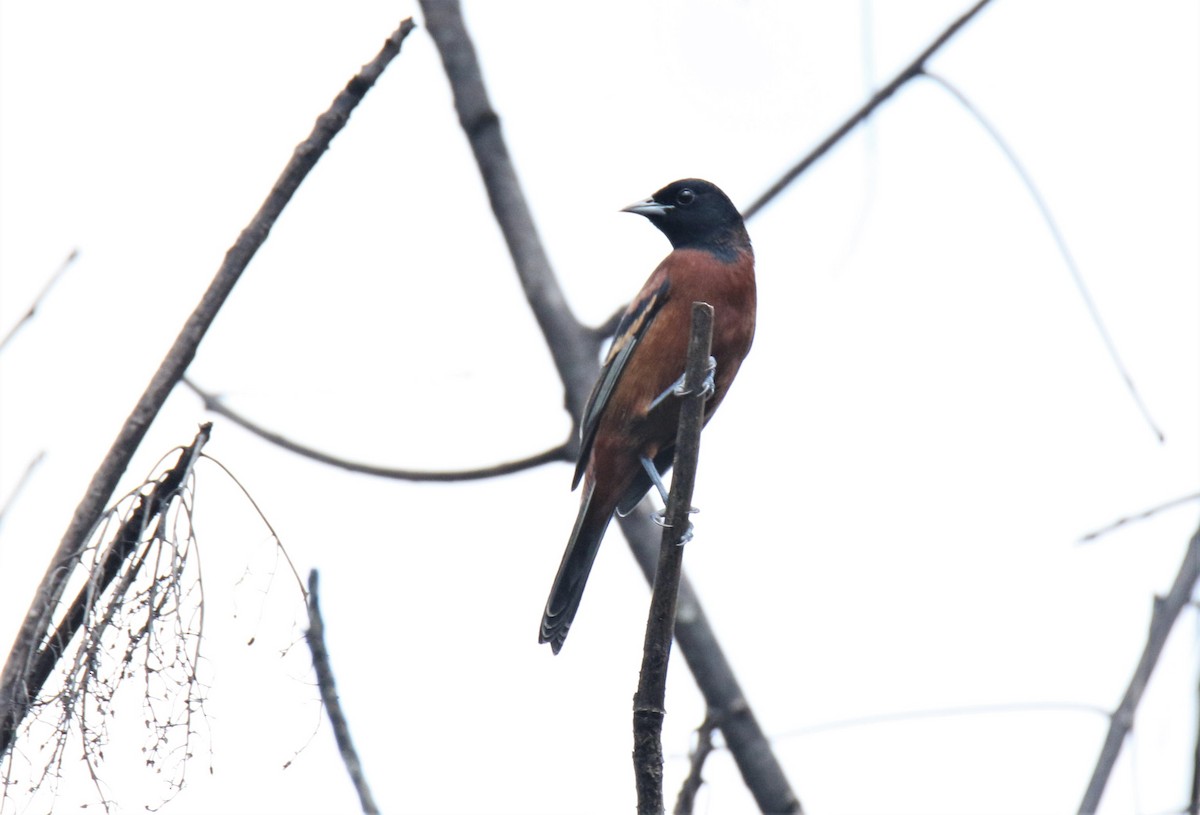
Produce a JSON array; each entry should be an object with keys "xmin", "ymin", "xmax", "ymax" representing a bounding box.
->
[{"xmin": 622, "ymin": 198, "xmax": 672, "ymax": 217}]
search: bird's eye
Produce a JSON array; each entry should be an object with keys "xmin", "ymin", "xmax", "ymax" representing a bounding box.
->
[{"xmin": 676, "ymin": 188, "xmax": 695, "ymax": 206}]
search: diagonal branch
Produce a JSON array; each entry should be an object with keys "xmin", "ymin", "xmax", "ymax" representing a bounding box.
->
[
  {"xmin": 1079, "ymin": 491, "xmax": 1200, "ymax": 543},
  {"xmin": 0, "ymin": 17, "xmax": 417, "ymax": 759},
  {"xmin": 1078, "ymin": 523, "xmax": 1200, "ymax": 814},
  {"xmin": 742, "ymin": 0, "xmax": 993, "ymax": 220},
  {"xmin": 419, "ymin": 0, "xmax": 599, "ymax": 429},
  {"xmin": 182, "ymin": 377, "xmax": 571, "ymax": 480},
  {"xmin": 0, "ymin": 452, "xmax": 45, "ymax": 534},
  {"xmin": 0, "ymin": 249, "xmax": 79, "ymax": 356},
  {"xmin": 306, "ymin": 570, "xmax": 379, "ymax": 815},
  {"xmin": 421, "ymin": 3, "xmax": 802, "ymax": 810}
]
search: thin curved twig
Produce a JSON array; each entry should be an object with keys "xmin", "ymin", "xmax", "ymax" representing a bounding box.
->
[
  {"xmin": 182, "ymin": 377, "xmax": 571, "ymax": 481},
  {"xmin": 924, "ymin": 70, "xmax": 1164, "ymax": 443},
  {"xmin": 0, "ymin": 17, "xmax": 417, "ymax": 760},
  {"xmin": 1079, "ymin": 523, "xmax": 1200, "ymax": 814},
  {"xmin": 742, "ymin": 0, "xmax": 993, "ymax": 220},
  {"xmin": 197, "ymin": 453, "xmax": 307, "ymax": 598},
  {"xmin": 306, "ymin": 570, "xmax": 379, "ymax": 815}
]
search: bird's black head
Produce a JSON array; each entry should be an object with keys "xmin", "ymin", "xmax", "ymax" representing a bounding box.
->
[{"xmin": 622, "ymin": 178, "xmax": 750, "ymax": 259}]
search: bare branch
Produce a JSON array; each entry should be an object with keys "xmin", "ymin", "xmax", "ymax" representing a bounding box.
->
[
  {"xmin": 0, "ymin": 423, "xmax": 210, "ymax": 761},
  {"xmin": 1078, "ymin": 523, "xmax": 1200, "ymax": 813},
  {"xmin": 633, "ymin": 304, "xmax": 713, "ymax": 815},
  {"xmin": 1079, "ymin": 491, "xmax": 1200, "ymax": 543},
  {"xmin": 306, "ymin": 571, "xmax": 378, "ymax": 815},
  {"xmin": 419, "ymin": 0, "xmax": 600, "ymax": 429},
  {"xmin": 0, "ymin": 249, "xmax": 79, "ymax": 356},
  {"xmin": 1192, "ymin": 682, "xmax": 1200, "ymax": 815},
  {"xmin": 924, "ymin": 70, "xmax": 1164, "ymax": 443},
  {"xmin": 1095, "ymin": 493, "xmax": 1200, "ymax": 548},
  {"xmin": 674, "ymin": 714, "xmax": 718, "ymax": 815},
  {"xmin": 421, "ymin": 3, "xmax": 800, "ymax": 808},
  {"xmin": 182, "ymin": 377, "xmax": 571, "ymax": 481},
  {"xmin": 618, "ymin": 506, "xmax": 802, "ymax": 814},
  {"xmin": 593, "ymin": 304, "xmax": 629, "ymax": 343},
  {"xmin": 773, "ymin": 701, "xmax": 1109, "ymax": 741},
  {"xmin": 742, "ymin": 0, "xmax": 993, "ymax": 220},
  {"xmin": 0, "ymin": 451, "xmax": 45, "ymax": 534},
  {"xmin": 0, "ymin": 17, "xmax": 416, "ymax": 763}
]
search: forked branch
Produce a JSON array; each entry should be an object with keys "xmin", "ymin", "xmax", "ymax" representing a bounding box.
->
[{"xmin": 1079, "ymin": 523, "xmax": 1200, "ymax": 813}]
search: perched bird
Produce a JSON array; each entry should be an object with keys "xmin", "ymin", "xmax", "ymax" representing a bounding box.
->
[{"xmin": 539, "ymin": 178, "xmax": 756, "ymax": 654}]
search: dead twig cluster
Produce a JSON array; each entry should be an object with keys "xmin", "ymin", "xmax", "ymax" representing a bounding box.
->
[{"xmin": 1, "ymin": 425, "xmax": 211, "ymax": 811}]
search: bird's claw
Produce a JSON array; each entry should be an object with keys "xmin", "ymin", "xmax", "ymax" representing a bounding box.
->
[
  {"xmin": 652, "ymin": 506, "xmax": 698, "ymax": 544},
  {"xmin": 650, "ymin": 357, "xmax": 717, "ymax": 409},
  {"xmin": 673, "ymin": 355, "xmax": 717, "ymax": 400}
]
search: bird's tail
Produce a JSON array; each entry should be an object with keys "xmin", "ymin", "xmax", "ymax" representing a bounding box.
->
[{"xmin": 539, "ymin": 481, "xmax": 614, "ymax": 654}]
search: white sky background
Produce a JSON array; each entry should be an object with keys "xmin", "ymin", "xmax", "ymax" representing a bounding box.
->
[{"xmin": 0, "ymin": 1, "xmax": 1197, "ymax": 813}]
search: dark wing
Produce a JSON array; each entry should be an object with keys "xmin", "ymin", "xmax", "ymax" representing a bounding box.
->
[{"xmin": 572, "ymin": 276, "xmax": 671, "ymax": 489}]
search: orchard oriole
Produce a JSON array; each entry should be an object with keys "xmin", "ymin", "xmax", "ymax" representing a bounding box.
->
[{"xmin": 539, "ymin": 178, "xmax": 756, "ymax": 653}]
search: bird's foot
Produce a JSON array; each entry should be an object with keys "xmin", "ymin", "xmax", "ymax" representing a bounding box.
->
[
  {"xmin": 649, "ymin": 372, "xmax": 685, "ymax": 411},
  {"xmin": 652, "ymin": 506, "xmax": 698, "ymax": 545},
  {"xmin": 647, "ymin": 357, "xmax": 717, "ymax": 410},
  {"xmin": 674, "ymin": 356, "xmax": 717, "ymax": 400}
]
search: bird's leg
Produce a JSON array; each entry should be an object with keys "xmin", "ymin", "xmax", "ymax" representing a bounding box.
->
[
  {"xmin": 641, "ymin": 456, "xmax": 670, "ymax": 504},
  {"xmin": 643, "ymin": 358, "xmax": 715, "ymax": 543},
  {"xmin": 641, "ymin": 456, "xmax": 698, "ymax": 545},
  {"xmin": 648, "ymin": 356, "xmax": 717, "ymax": 411}
]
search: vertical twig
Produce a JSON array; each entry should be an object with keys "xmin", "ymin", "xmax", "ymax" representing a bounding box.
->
[
  {"xmin": 0, "ymin": 17, "xmax": 416, "ymax": 762},
  {"xmin": 633, "ymin": 303, "xmax": 713, "ymax": 815},
  {"xmin": 1191, "ymin": 683, "xmax": 1200, "ymax": 815},
  {"xmin": 674, "ymin": 713, "xmax": 718, "ymax": 815},
  {"xmin": 1078, "ymin": 523, "xmax": 1200, "ymax": 813},
  {"xmin": 306, "ymin": 571, "xmax": 379, "ymax": 815},
  {"xmin": 618, "ymin": 509, "xmax": 803, "ymax": 813}
]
